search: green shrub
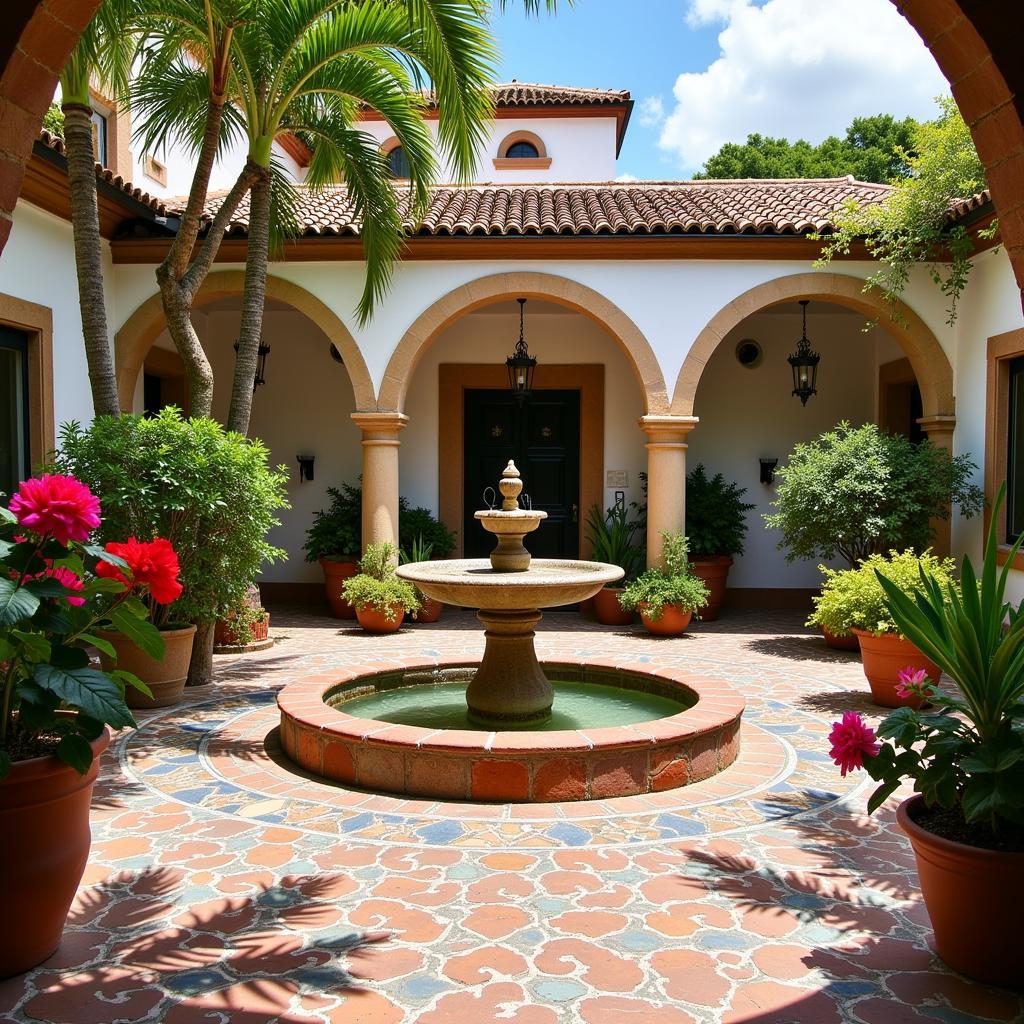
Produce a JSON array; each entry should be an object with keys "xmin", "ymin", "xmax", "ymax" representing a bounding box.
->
[
  {"xmin": 685, "ymin": 464, "xmax": 755, "ymax": 558},
  {"xmin": 399, "ymin": 500, "xmax": 455, "ymax": 558},
  {"xmin": 584, "ymin": 502, "xmax": 644, "ymax": 583},
  {"xmin": 55, "ymin": 410, "xmax": 289, "ymax": 626},
  {"xmin": 342, "ymin": 542, "xmax": 419, "ymax": 622},
  {"xmin": 619, "ymin": 532, "xmax": 710, "ymax": 620},
  {"xmin": 765, "ymin": 421, "xmax": 983, "ymax": 566},
  {"xmin": 808, "ymin": 549, "xmax": 958, "ymax": 638},
  {"xmin": 304, "ymin": 483, "xmax": 361, "ymax": 562}
]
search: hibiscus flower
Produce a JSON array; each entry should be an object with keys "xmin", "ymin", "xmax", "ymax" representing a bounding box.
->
[
  {"xmin": 895, "ymin": 666, "xmax": 933, "ymax": 701},
  {"xmin": 8, "ymin": 474, "xmax": 100, "ymax": 546},
  {"xmin": 97, "ymin": 537, "xmax": 183, "ymax": 605}
]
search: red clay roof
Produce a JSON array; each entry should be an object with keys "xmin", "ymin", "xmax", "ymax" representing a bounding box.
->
[{"xmin": 489, "ymin": 82, "xmax": 630, "ymax": 107}]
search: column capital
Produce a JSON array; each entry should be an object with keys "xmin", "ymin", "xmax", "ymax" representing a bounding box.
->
[
  {"xmin": 638, "ymin": 415, "xmax": 699, "ymax": 442},
  {"xmin": 351, "ymin": 412, "xmax": 409, "ymax": 439},
  {"xmin": 916, "ymin": 413, "xmax": 956, "ymax": 436}
]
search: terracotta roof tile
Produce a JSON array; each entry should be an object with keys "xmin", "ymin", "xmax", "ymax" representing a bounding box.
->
[
  {"xmin": 489, "ymin": 82, "xmax": 630, "ymax": 106},
  {"xmin": 946, "ymin": 188, "xmax": 992, "ymax": 221}
]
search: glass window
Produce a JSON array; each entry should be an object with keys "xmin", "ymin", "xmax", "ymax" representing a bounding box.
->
[
  {"xmin": 506, "ymin": 140, "xmax": 540, "ymax": 159},
  {"xmin": 1007, "ymin": 356, "xmax": 1024, "ymax": 543},
  {"xmin": 0, "ymin": 327, "xmax": 29, "ymax": 503},
  {"xmin": 387, "ymin": 146, "xmax": 410, "ymax": 178},
  {"xmin": 91, "ymin": 107, "xmax": 108, "ymax": 166}
]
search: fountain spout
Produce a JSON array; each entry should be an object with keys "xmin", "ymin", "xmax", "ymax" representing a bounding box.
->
[{"xmin": 475, "ymin": 460, "xmax": 547, "ymax": 572}]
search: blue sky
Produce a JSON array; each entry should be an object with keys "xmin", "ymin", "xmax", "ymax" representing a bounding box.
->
[{"xmin": 489, "ymin": 0, "xmax": 949, "ymax": 181}]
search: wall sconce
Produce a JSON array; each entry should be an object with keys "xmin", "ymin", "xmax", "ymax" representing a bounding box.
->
[
  {"xmin": 759, "ymin": 458, "xmax": 778, "ymax": 485},
  {"xmin": 297, "ymin": 454, "xmax": 315, "ymax": 482},
  {"xmin": 233, "ymin": 338, "xmax": 271, "ymax": 390}
]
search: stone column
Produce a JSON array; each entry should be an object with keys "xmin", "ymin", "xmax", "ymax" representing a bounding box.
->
[
  {"xmin": 918, "ymin": 414, "xmax": 957, "ymax": 557},
  {"xmin": 351, "ymin": 412, "xmax": 408, "ymax": 554},
  {"xmin": 639, "ymin": 415, "xmax": 699, "ymax": 568}
]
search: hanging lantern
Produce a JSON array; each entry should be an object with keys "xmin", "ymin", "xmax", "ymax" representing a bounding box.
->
[
  {"xmin": 787, "ymin": 300, "xmax": 819, "ymax": 406},
  {"xmin": 505, "ymin": 297, "xmax": 536, "ymax": 405},
  {"xmin": 234, "ymin": 338, "xmax": 271, "ymax": 391}
]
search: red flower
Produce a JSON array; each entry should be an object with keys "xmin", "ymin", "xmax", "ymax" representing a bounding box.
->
[
  {"xmin": 97, "ymin": 537, "xmax": 183, "ymax": 605},
  {"xmin": 8, "ymin": 474, "xmax": 100, "ymax": 546},
  {"xmin": 828, "ymin": 712, "xmax": 881, "ymax": 777}
]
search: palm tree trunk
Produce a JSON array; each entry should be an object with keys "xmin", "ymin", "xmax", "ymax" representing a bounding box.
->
[
  {"xmin": 186, "ymin": 621, "xmax": 215, "ymax": 688},
  {"xmin": 226, "ymin": 168, "xmax": 271, "ymax": 435},
  {"xmin": 62, "ymin": 103, "xmax": 120, "ymax": 418}
]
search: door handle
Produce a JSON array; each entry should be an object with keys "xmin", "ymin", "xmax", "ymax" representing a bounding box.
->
[{"xmin": 571, "ymin": 504, "xmax": 578, "ymax": 523}]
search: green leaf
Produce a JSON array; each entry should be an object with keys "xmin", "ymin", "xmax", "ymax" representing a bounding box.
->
[
  {"xmin": 32, "ymin": 663, "xmax": 136, "ymax": 729},
  {"xmin": 81, "ymin": 633, "xmax": 116, "ymax": 659},
  {"xmin": 56, "ymin": 733, "xmax": 94, "ymax": 774},
  {"xmin": 85, "ymin": 544, "xmax": 128, "ymax": 571},
  {"xmin": 11, "ymin": 629, "xmax": 50, "ymax": 661},
  {"xmin": 111, "ymin": 668, "xmax": 152, "ymax": 700},
  {"xmin": 108, "ymin": 605, "xmax": 165, "ymax": 661},
  {"xmin": 24, "ymin": 577, "xmax": 72, "ymax": 598},
  {"xmin": 0, "ymin": 577, "xmax": 40, "ymax": 625},
  {"xmin": 867, "ymin": 779, "xmax": 900, "ymax": 814},
  {"xmin": 80, "ymin": 577, "xmax": 127, "ymax": 596},
  {"xmin": 49, "ymin": 643, "xmax": 89, "ymax": 670}
]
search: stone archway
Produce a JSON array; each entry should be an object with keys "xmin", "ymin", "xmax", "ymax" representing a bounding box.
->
[
  {"xmin": 114, "ymin": 271, "xmax": 374, "ymax": 412},
  {"xmin": 377, "ymin": 271, "xmax": 669, "ymax": 415},
  {"xmin": 672, "ymin": 272, "xmax": 955, "ymax": 423}
]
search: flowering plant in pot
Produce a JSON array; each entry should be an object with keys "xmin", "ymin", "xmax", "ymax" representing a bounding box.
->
[
  {"xmin": 584, "ymin": 502, "xmax": 644, "ymax": 625},
  {"xmin": 619, "ymin": 532, "xmax": 710, "ymax": 636},
  {"xmin": 342, "ymin": 543, "xmax": 420, "ymax": 633},
  {"xmin": 400, "ymin": 534, "xmax": 443, "ymax": 623},
  {"xmin": 304, "ymin": 482, "xmax": 361, "ymax": 618},
  {"xmin": 0, "ymin": 474, "xmax": 173, "ymax": 976},
  {"xmin": 807, "ymin": 550, "xmax": 957, "ymax": 708},
  {"xmin": 828, "ymin": 486, "xmax": 1024, "ymax": 987}
]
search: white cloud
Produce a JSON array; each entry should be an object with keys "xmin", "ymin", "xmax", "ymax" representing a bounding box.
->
[
  {"xmin": 638, "ymin": 96, "xmax": 665, "ymax": 128},
  {"xmin": 660, "ymin": 0, "xmax": 950, "ymax": 173},
  {"xmin": 615, "ymin": 172, "xmax": 640, "ymax": 182}
]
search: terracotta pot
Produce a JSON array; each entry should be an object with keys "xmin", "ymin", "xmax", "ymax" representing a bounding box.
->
[
  {"xmin": 851, "ymin": 629, "xmax": 940, "ymax": 709},
  {"xmin": 415, "ymin": 597, "xmax": 444, "ymax": 623},
  {"xmin": 0, "ymin": 727, "xmax": 110, "ymax": 977},
  {"xmin": 98, "ymin": 625, "xmax": 197, "ymax": 709},
  {"xmin": 822, "ymin": 625, "xmax": 860, "ymax": 651},
  {"xmin": 593, "ymin": 586, "xmax": 633, "ymax": 626},
  {"xmin": 639, "ymin": 603, "xmax": 693, "ymax": 636},
  {"xmin": 689, "ymin": 556, "xmax": 732, "ymax": 621},
  {"xmin": 897, "ymin": 796, "xmax": 1024, "ymax": 988},
  {"xmin": 319, "ymin": 557, "xmax": 358, "ymax": 619},
  {"xmin": 356, "ymin": 605, "xmax": 406, "ymax": 633},
  {"xmin": 578, "ymin": 596, "xmax": 596, "ymax": 619},
  {"xmin": 214, "ymin": 611, "xmax": 269, "ymax": 647}
]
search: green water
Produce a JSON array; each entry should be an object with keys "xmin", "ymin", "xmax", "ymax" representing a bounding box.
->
[{"xmin": 337, "ymin": 680, "xmax": 690, "ymax": 731}]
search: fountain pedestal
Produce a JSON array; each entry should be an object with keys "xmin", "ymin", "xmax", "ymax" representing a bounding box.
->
[{"xmin": 468, "ymin": 608, "xmax": 550, "ymax": 725}]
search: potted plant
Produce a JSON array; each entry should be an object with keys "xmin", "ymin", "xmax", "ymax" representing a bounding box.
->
[
  {"xmin": 765, "ymin": 422, "xmax": 983, "ymax": 648},
  {"xmin": 399, "ymin": 500, "xmax": 456, "ymax": 560},
  {"xmin": 0, "ymin": 474, "xmax": 172, "ymax": 976},
  {"xmin": 342, "ymin": 542, "xmax": 420, "ymax": 634},
  {"xmin": 304, "ymin": 482, "xmax": 361, "ymax": 619},
  {"xmin": 214, "ymin": 583, "xmax": 270, "ymax": 649},
  {"xmin": 828, "ymin": 486, "xmax": 1024, "ymax": 987},
  {"xmin": 584, "ymin": 502, "xmax": 644, "ymax": 625},
  {"xmin": 808, "ymin": 550, "xmax": 956, "ymax": 708},
  {"xmin": 400, "ymin": 535, "xmax": 443, "ymax": 623},
  {"xmin": 684, "ymin": 465, "xmax": 754, "ymax": 621},
  {"xmin": 55, "ymin": 410, "xmax": 288, "ymax": 687},
  {"xmin": 619, "ymin": 532, "xmax": 710, "ymax": 636}
]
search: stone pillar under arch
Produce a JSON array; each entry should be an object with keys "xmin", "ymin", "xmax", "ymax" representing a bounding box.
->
[
  {"xmin": 917, "ymin": 414, "xmax": 958, "ymax": 557},
  {"xmin": 351, "ymin": 412, "xmax": 408, "ymax": 555},
  {"xmin": 639, "ymin": 415, "xmax": 699, "ymax": 568}
]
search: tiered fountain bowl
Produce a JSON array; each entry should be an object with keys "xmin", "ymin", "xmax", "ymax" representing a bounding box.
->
[{"xmin": 278, "ymin": 461, "xmax": 744, "ymax": 802}]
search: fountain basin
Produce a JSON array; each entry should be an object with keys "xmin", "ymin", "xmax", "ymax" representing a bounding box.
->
[{"xmin": 277, "ymin": 657, "xmax": 744, "ymax": 802}]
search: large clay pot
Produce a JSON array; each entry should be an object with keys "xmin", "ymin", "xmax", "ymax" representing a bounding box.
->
[
  {"xmin": 0, "ymin": 728, "xmax": 110, "ymax": 977},
  {"xmin": 851, "ymin": 629, "xmax": 940, "ymax": 709},
  {"xmin": 415, "ymin": 596, "xmax": 444, "ymax": 623},
  {"xmin": 689, "ymin": 556, "xmax": 732, "ymax": 621},
  {"xmin": 356, "ymin": 604, "xmax": 406, "ymax": 633},
  {"xmin": 897, "ymin": 796, "xmax": 1024, "ymax": 988},
  {"xmin": 319, "ymin": 557, "xmax": 358, "ymax": 619},
  {"xmin": 639, "ymin": 603, "xmax": 693, "ymax": 636},
  {"xmin": 99, "ymin": 624, "xmax": 197, "ymax": 708},
  {"xmin": 593, "ymin": 586, "xmax": 632, "ymax": 626},
  {"xmin": 822, "ymin": 626, "xmax": 860, "ymax": 651}
]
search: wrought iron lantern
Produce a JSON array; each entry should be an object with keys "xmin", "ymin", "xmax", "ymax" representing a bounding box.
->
[
  {"xmin": 787, "ymin": 300, "xmax": 819, "ymax": 405},
  {"xmin": 505, "ymin": 297, "xmax": 536, "ymax": 405},
  {"xmin": 234, "ymin": 338, "xmax": 271, "ymax": 390}
]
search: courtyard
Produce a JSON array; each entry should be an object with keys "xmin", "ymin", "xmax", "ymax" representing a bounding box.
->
[{"xmin": 2, "ymin": 608, "xmax": 1021, "ymax": 1024}]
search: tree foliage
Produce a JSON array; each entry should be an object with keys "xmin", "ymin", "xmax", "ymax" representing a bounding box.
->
[{"xmin": 684, "ymin": 464, "xmax": 754, "ymax": 558}]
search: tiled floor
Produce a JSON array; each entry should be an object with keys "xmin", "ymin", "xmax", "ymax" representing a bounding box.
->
[{"xmin": 2, "ymin": 607, "xmax": 1022, "ymax": 1023}]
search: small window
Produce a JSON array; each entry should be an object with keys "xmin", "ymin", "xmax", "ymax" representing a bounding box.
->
[
  {"xmin": 1007, "ymin": 356, "xmax": 1024, "ymax": 543},
  {"xmin": 90, "ymin": 108, "xmax": 108, "ymax": 166},
  {"xmin": 387, "ymin": 146, "xmax": 410, "ymax": 179},
  {"xmin": 505, "ymin": 140, "xmax": 540, "ymax": 159}
]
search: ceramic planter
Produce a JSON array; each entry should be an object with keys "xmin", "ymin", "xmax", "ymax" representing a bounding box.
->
[
  {"xmin": 98, "ymin": 624, "xmax": 197, "ymax": 709},
  {"xmin": 356, "ymin": 605, "xmax": 406, "ymax": 633},
  {"xmin": 319, "ymin": 556, "xmax": 359, "ymax": 619},
  {"xmin": 214, "ymin": 611, "xmax": 270, "ymax": 648},
  {"xmin": 821, "ymin": 625, "xmax": 860, "ymax": 651},
  {"xmin": 639, "ymin": 603, "xmax": 693, "ymax": 636},
  {"xmin": 689, "ymin": 556, "xmax": 732, "ymax": 621},
  {"xmin": 851, "ymin": 629, "xmax": 939, "ymax": 709},
  {"xmin": 415, "ymin": 596, "xmax": 444, "ymax": 623},
  {"xmin": 593, "ymin": 586, "xmax": 633, "ymax": 626},
  {"xmin": 897, "ymin": 796, "xmax": 1024, "ymax": 988},
  {"xmin": 0, "ymin": 728, "xmax": 110, "ymax": 977}
]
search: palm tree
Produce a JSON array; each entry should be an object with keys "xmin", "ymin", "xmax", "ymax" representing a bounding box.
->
[{"xmin": 59, "ymin": 0, "xmax": 138, "ymax": 417}]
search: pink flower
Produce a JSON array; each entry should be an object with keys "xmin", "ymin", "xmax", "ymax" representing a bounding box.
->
[
  {"xmin": 8, "ymin": 474, "xmax": 100, "ymax": 546},
  {"xmin": 46, "ymin": 566, "xmax": 85, "ymax": 606},
  {"xmin": 828, "ymin": 712, "xmax": 880, "ymax": 777},
  {"xmin": 895, "ymin": 666, "xmax": 933, "ymax": 701}
]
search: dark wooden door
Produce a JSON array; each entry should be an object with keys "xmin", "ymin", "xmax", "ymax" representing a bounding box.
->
[{"xmin": 463, "ymin": 389, "xmax": 580, "ymax": 559}]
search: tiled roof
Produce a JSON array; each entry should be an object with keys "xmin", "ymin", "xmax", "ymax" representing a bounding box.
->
[
  {"xmin": 946, "ymin": 188, "xmax": 992, "ymax": 221},
  {"xmin": 490, "ymin": 82, "xmax": 630, "ymax": 106},
  {"xmin": 194, "ymin": 177, "xmax": 894, "ymax": 238}
]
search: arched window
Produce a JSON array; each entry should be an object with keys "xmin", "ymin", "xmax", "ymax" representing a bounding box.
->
[
  {"xmin": 505, "ymin": 140, "xmax": 540, "ymax": 159},
  {"xmin": 494, "ymin": 131, "xmax": 551, "ymax": 170},
  {"xmin": 387, "ymin": 145, "xmax": 410, "ymax": 178}
]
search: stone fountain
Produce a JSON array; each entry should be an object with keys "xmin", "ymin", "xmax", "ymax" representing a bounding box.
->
[{"xmin": 396, "ymin": 460, "xmax": 623, "ymax": 726}]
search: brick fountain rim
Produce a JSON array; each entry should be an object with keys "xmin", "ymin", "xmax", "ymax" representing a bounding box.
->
[{"xmin": 277, "ymin": 654, "xmax": 745, "ymax": 802}]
